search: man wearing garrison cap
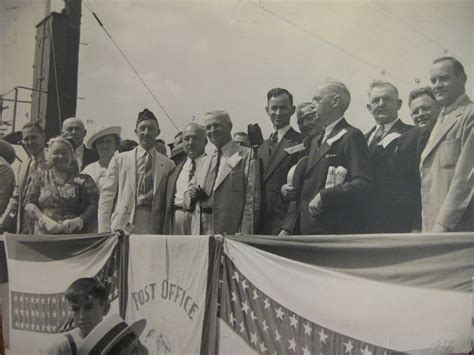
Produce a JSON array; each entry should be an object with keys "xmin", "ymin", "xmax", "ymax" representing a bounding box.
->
[{"xmin": 98, "ymin": 109, "xmax": 175, "ymax": 234}]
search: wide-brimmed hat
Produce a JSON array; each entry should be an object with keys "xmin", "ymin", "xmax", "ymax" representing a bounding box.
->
[
  {"xmin": 86, "ymin": 126, "xmax": 122, "ymax": 150},
  {"xmin": 78, "ymin": 314, "xmax": 147, "ymax": 355}
]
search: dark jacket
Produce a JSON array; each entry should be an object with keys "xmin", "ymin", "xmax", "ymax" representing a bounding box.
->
[
  {"xmin": 365, "ymin": 119, "xmax": 421, "ymax": 233},
  {"xmin": 283, "ymin": 118, "xmax": 371, "ymax": 235},
  {"xmin": 257, "ymin": 127, "xmax": 302, "ymax": 235}
]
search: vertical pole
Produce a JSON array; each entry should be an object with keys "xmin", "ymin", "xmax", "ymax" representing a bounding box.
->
[{"xmin": 12, "ymin": 88, "xmax": 18, "ymax": 133}]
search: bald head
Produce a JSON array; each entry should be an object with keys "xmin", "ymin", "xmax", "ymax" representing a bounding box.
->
[
  {"xmin": 62, "ymin": 117, "xmax": 87, "ymax": 148},
  {"xmin": 182, "ymin": 123, "xmax": 207, "ymax": 158},
  {"xmin": 204, "ymin": 110, "xmax": 233, "ymax": 148}
]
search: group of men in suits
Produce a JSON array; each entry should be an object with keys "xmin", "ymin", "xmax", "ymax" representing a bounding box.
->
[
  {"xmin": 1, "ymin": 56, "xmax": 472, "ymax": 236},
  {"xmin": 278, "ymin": 56, "xmax": 472, "ymax": 235},
  {"xmin": 96, "ymin": 56, "xmax": 474, "ymax": 236}
]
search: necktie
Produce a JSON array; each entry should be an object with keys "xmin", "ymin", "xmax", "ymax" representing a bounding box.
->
[
  {"xmin": 137, "ymin": 151, "xmax": 154, "ymax": 206},
  {"xmin": 369, "ymin": 125, "xmax": 385, "ymax": 148},
  {"xmin": 188, "ymin": 159, "xmax": 196, "ymax": 182},
  {"xmin": 269, "ymin": 131, "xmax": 278, "ymax": 155},
  {"xmin": 269, "ymin": 131, "xmax": 278, "ymax": 146}
]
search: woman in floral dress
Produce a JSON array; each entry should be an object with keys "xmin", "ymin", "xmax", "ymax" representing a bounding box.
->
[{"xmin": 24, "ymin": 137, "xmax": 99, "ymax": 234}]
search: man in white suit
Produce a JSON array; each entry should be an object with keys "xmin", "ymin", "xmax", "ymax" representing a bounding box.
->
[
  {"xmin": 420, "ymin": 57, "xmax": 474, "ymax": 232},
  {"xmin": 98, "ymin": 109, "xmax": 175, "ymax": 234}
]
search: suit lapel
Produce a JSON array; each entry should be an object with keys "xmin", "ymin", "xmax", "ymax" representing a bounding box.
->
[
  {"xmin": 421, "ymin": 109, "xmax": 463, "ymax": 163},
  {"xmin": 367, "ymin": 120, "xmax": 406, "ymax": 156},
  {"xmin": 197, "ymin": 155, "xmax": 213, "ymax": 194},
  {"xmin": 263, "ymin": 130, "xmax": 297, "ymax": 182},
  {"xmin": 153, "ymin": 153, "xmax": 166, "ymax": 195},
  {"xmin": 214, "ymin": 142, "xmax": 242, "ymax": 190},
  {"xmin": 168, "ymin": 161, "xmax": 185, "ymax": 203},
  {"xmin": 305, "ymin": 119, "xmax": 348, "ymax": 176},
  {"xmin": 128, "ymin": 149, "xmax": 137, "ymax": 193},
  {"xmin": 259, "ymin": 140, "xmax": 271, "ymax": 172}
]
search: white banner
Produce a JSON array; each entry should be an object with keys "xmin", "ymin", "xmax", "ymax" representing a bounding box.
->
[{"xmin": 126, "ymin": 234, "xmax": 210, "ymax": 354}]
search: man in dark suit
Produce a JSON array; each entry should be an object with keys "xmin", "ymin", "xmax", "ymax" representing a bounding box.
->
[
  {"xmin": 257, "ymin": 88, "xmax": 303, "ymax": 235},
  {"xmin": 62, "ymin": 117, "xmax": 99, "ymax": 170},
  {"xmin": 365, "ymin": 80, "xmax": 419, "ymax": 233},
  {"xmin": 281, "ymin": 80, "xmax": 371, "ymax": 235},
  {"xmin": 163, "ymin": 123, "xmax": 207, "ymax": 235}
]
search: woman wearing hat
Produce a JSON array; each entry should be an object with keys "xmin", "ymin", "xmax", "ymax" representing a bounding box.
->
[
  {"xmin": 24, "ymin": 137, "xmax": 99, "ymax": 234},
  {"xmin": 82, "ymin": 126, "xmax": 122, "ymax": 192}
]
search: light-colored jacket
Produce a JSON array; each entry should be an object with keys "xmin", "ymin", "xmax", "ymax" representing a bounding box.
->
[
  {"xmin": 420, "ymin": 94, "xmax": 474, "ymax": 232},
  {"xmin": 98, "ymin": 147, "xmax": 175, "ymax": 233},
  {"xmin": 190, "ymin": 140, "xmax": 260, "ymax": 235}
]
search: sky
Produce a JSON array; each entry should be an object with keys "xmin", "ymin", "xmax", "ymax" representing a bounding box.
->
[{"xmin": 1, "ymin": 0, "xmax": 473, "ymax": 146}]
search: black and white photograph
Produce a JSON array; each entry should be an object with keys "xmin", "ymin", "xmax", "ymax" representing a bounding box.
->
[{"xmin": 0, "ymin": 0, "xmax": 473, "ymax": 354}]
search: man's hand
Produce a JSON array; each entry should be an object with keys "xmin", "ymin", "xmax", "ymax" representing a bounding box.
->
[
  {"xmin": 432, "ymin": 223, "xmax": 449, "ymax": 233},
  {"xmin": 281, "ymin": 183, "xmax": 297, "ymax": 201},
  {"xmin": 278, "ymin": 229, "xmax": 290, "ymax": 237},
  {"xmin": 308, "ymin": 193, "xmax": 323, "ymax": 216},
  {"xmin": 187, "ymin": 185, "xmax": 207, "ymax": 201}
]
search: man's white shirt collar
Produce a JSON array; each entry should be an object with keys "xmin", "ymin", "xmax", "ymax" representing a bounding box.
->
[
  {"xmin": 377, "ymin": 118, "xmax": 399, "ymax": 132},
  {"xmin": 273, "ymin": 125, "xmax": 291, "ymax": 143},
  {"xmin": 323, "ymin": 116, "xmax": 344, "ymax": 142},
  {"xmin": 137, "ymin": 145, "xmax": 156, "ymax": 158}
]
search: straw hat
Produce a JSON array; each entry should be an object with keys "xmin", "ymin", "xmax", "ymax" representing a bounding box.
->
[
  {"xmin": 78, "ymin": 314, "xmax": 147, "ymax": 355},
  {"xmin": 86, "ymin": 126, "xmax": 122, "ymax": 150}
]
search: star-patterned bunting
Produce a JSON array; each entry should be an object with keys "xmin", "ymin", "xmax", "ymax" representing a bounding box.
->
[
  {"xmin": 11, "ymin": 244, "xmax": 120, "ymax": 334},
  {"xmin": 219, "ymin": 255, "xmax": 402, "ymax": 355}
]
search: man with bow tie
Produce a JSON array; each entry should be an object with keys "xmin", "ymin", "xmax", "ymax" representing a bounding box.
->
[
  {"xmin": 420, "ymin": 57, "xmax": 474, "ymax": 232},
  {"xmin": 189, "ymin": 110, "xmax": 260, "ymax": 235},
  {"xmin": 256, "ymin": 88, "xmax": 303, "ymax": 235},
  {"xmin": 365, "ymin": 80, "xmax": 421, "ymax": 233},
  {"xmin": 98, "ymin": 109, "xmax": 175, "ymax": 234},
  {"xmin": 163, "ymin": 123, "xmax": 207, "ymax": 235},
  {"xmin": 281, "ymin": 80, "xmax": 371, "ymax": 235}
]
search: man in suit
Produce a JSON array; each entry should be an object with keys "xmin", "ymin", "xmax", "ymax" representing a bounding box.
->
[
  {"xmin": 62, "ymin": 117, "xmax": 99, "ymax": 170},
  {"xmin": 296, "ymin": 102, "xmax": 320, "ymax": 140},
  {"xmin": 364, "ymin": 80, "xmax": 421, "ymax": 233},
  {"xmin": 420, "ymin": 57, "xmax": 474, "ymax": 232},
  {"xmin": 281, "ymin": 80, "xmax": 371, "ymax": 235},
  {"xmin": 407, "ymin": 87, "xmax": 441, "ymax": 159},
  {"xmin": 163, "ymin": 123, "xmax": 207, "ymax": 235},
  {"xmin": 98, "ymin": 109, "xmax": 175, "ymax": 234},
  {"xmin": 409, "ymin": 87, "xmax": 441, "ymax": 130},
  {"xmin": 257, "ymin": 88, "xmax": 303, "ymax": 235},
  {"xmin": 0, "ymin": 122, "xmax": 47, "ymax": 234},
  {"xmin": 190, "ymin": 110, "xmax": 259, "ymax": 235}
]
